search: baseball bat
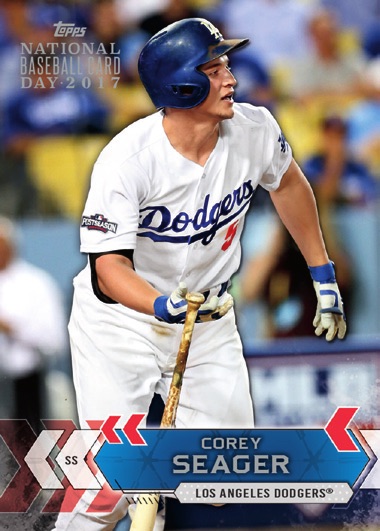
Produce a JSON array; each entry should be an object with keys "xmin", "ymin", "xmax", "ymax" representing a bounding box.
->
[{"xmin": 130, "ymin": 292, "xmax": 205, "ymax": 531}]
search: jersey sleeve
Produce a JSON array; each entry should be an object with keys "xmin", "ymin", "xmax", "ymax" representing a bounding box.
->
[
  {"xmin": 259, "ymin": 107, "xmax": 292, "ymax": 192},
  {"xmin": 80, "ymin": 159, "xmax": 145, "ymax": 253}
]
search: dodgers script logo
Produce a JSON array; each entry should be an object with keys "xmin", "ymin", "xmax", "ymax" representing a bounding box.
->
[{"xmin": 138, "ymin": 180, "xmax": 255, "ymax": 245}]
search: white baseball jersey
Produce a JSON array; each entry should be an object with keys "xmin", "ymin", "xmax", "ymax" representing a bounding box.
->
[
  {"xmin": 56, "ymin": 103, "xmax": 292, "ymax": 530},
  {"xmin": 79, "ymin": 103, "xmax": 292, "ymax": 297}
]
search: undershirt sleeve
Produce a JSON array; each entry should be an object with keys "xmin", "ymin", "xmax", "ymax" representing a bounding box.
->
[{"xmin": 89, "ymin": 249, "xmax": 134, "ymax": 304}]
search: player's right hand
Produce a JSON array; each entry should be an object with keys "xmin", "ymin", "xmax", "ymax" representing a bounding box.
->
[{"xmin": 153, "ymin": 283, "xmax": 233, "ymax": 324}]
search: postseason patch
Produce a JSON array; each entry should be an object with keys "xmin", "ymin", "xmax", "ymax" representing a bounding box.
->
[{"xmin": 81, "ymin": 213, "xmax": 118, "ymax": 234}]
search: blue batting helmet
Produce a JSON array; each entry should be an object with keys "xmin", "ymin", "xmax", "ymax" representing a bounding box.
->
[{"xmin": 138, "ymin": 18, "xmax": 249, "ymax": 109}]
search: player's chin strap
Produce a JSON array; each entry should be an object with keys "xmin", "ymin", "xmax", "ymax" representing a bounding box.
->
[
  {"xmin": 308, "ymin": 261, "xmax": 347, "ymax": 341},
  {"xmin": 154, "ymin": 282, "xmax": 233, "ymax": 324}
]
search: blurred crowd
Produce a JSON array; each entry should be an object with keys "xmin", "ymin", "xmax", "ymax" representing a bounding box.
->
[
  {"xmin": 0, "ymin": 0, "xmax": 379, "ymax": 348},
  {"xmin": 0, "ymin": 0, "xmax": 379, "ymax": 216}
]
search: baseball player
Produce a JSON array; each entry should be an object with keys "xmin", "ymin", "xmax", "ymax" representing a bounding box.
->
[{"xmin": 53, "ymin": 18, "xmax": 346, "ymax": 531}]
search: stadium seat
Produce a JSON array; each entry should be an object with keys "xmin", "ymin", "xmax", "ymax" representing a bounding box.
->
[{"xmin": 26, "ymin": 135, "xmax": 109, "ymax": 218}]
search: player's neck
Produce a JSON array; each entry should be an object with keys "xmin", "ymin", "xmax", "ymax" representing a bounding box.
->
[{"xmin": 162, "ymin": 110, "xmax": 220, "ymax": 167}]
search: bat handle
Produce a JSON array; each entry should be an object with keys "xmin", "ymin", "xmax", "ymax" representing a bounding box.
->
[
  {"xmin": 184, "ymin": 291, "xmax": 206, "ymax": 328},
  {"xmin": 186, "ymin": 291, "xmax": 206, "ymax": 307}
]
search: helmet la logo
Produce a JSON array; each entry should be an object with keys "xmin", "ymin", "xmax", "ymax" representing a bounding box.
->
[{"xmin": 200, "ymin": 20, "xmax": 222, "ymax": 40}]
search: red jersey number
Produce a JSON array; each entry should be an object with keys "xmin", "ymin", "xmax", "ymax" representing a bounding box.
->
[{"xmin": 222, "ymin": 220, "xmax": 239, "ymax": 251}]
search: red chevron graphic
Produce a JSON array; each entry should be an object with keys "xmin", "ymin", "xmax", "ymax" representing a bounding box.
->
[
  {"xmin": 325, "ymin": 406, "xmax": 360, "ymax": 452},
  {"xmin": 101, "ymin": 415, "xmax": 122, "ymax": 444},
  {"xmin": 123, "ymin": 414, "xmax": 146, "ymax": 445}
]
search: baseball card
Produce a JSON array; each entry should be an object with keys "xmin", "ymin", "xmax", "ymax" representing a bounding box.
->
[{"xmin": 0, "ymin": 2, "xmax": 379, "ymax": 531}]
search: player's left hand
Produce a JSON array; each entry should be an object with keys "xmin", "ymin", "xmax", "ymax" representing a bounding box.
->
[
  {"xmin": 154, "ymin": 283, "xmax": 233, "ymax": 324},
  {"xmin": 309, "ymin": 261, "xmax": 347, "ymax": 341}
]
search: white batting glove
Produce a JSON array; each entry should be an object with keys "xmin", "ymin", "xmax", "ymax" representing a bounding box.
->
[
  {"xmin": 198, "ymin": 292, "xmax": 234, "ymax": 322},
  {"xmin": 309, "ymin": 261, "xmax": 347, "ymax": 341},
  {"xmin": 154, "ymin": 283, "xmax": 233, "ymax": 324}
]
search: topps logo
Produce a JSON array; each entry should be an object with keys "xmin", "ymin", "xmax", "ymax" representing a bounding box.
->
[
  {"xmin": 81, "ymin": 214, "xmax": 118, "ymax": 234},
  {"xmin": 54, "ymin": 21, "xmax": 87, "ymax": 38}
]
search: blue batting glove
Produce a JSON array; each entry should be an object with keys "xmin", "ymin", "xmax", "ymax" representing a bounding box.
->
[
  {"xmin": 309, "ymin": 261, "xmax": 347, "ymax": 341},
  {"xmin": 154, "ymin": 283, "xmax": 234, "ymax": 324},
  {"xmin": 154, "ymin": 283, "xmax": 189, "ymax": 324}
]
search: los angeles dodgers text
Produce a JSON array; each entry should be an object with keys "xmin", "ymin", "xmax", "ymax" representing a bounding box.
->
[{"xmin": 138, "ymin": 179, "xmax": 255, "ymax": 245}]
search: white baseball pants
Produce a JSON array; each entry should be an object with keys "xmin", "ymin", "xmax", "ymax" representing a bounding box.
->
[{"xmin": 52, "ymin": 273, "xmax": 254, "ymax": 530}]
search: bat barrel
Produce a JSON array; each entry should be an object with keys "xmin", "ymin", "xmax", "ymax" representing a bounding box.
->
[
  {"xmin": 130, "ymin": 291, "xmax": 205, "ymax": 530},
  {"xmin": 130, "ymin": 494, "xmax": 160, "ymax": 531}
]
